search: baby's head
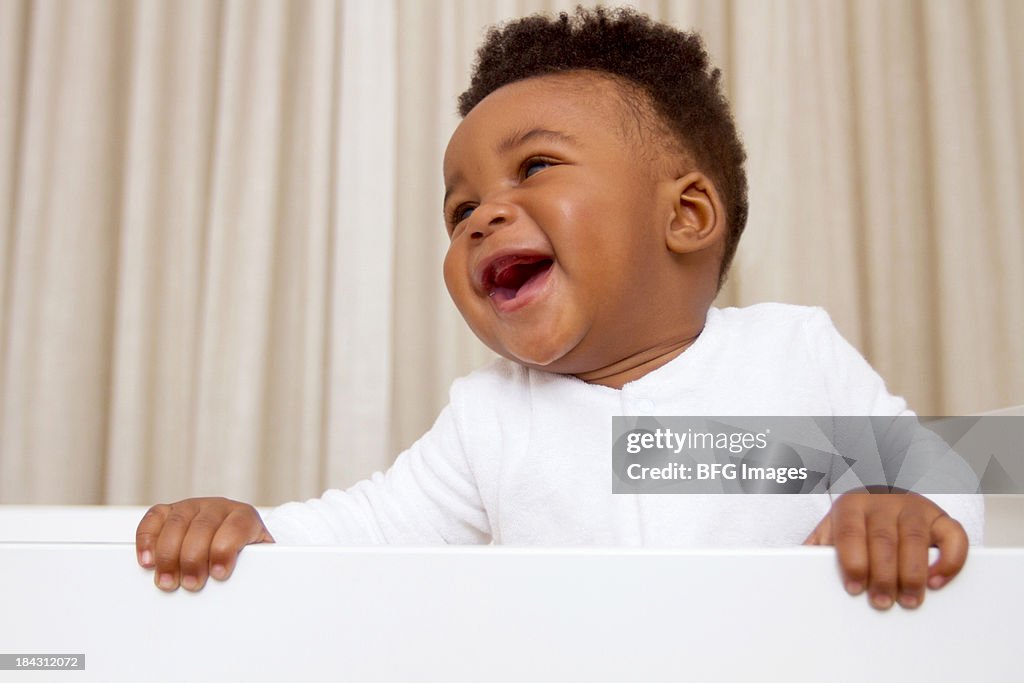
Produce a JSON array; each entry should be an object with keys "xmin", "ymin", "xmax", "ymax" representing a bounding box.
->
[{"xmin": 442, "ymin": 6, "xmax": 748, "ymax": 386}]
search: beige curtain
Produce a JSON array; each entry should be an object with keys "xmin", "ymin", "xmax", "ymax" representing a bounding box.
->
[{"xmin": 1, "ymin": 0, "xmax": 1021, "ymax": 505}]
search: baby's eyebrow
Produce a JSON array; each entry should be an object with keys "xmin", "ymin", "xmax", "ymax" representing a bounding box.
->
[{"xmin": 495, "ymin": 127, "xmax": 579, "ymax": 154}]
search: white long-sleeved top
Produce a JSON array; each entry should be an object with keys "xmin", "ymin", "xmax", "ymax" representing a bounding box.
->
[{"xmin": 264, "ymin": 303, "xmax": 984, "ymax": 545}]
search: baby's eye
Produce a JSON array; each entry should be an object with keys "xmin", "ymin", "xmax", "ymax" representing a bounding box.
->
[
  {"xmin": 447, "ymin": 204, "xmax": 475, "ymax": 231},
  {"xmin": 523, "ymin": 159, "xmax": 552, "ymax": 178}
]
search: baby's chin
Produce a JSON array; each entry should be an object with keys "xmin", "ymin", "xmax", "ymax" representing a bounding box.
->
[
  {"xmin": 492, "ymin": 336, "xmax": 590, "ymax": 375},
  {"xmin": 496, "ymin": 347, "xmax": 566, "ymax": 371},
  {"xmin": 465, "ymin": 311, "xmax": 589, "ymax": 373}
]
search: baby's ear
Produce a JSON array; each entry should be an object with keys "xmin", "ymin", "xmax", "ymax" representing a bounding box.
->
[{"xmin": 663, "ymin": 172, "xmax": 724, "ymax": 255}]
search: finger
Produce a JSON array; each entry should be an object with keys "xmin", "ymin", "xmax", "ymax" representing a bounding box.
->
[
  {"xmin": 832, "ymin": 505, "xmax": 869, "ymax": 597},
  {"xmin": 896, "ymin": 509, "xmax": 931, "ymax": 609},
  {"xmin": 802, "ymin": 516, "xmax": 831, "ymax": 545},
  {"xmin": 927, "ymin": 514, "xmax": 968, "ymax": 590},
  {"xmin": 865, "ymin": 507, "xmax": 900, "ymax": 610},
  {"xmin": 208, "ymin": 505, "xmax": 274, "ymax": 581},
  {"xmin": 151, "ymin": 500, "xmax": 200, "ymax": 592},
  {"xmin": 177, "ymin": 505, "xmax": 231, "ymax": 592},
  {"xmin": 136, "ymin": 504, "xmax": 170, "ymax": 568}
]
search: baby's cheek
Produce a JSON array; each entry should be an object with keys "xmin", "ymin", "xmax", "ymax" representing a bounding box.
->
[
  {"xmin": 441, "ymin": 251, "xmax": 464, "ymax": 302},
  {"xmin": 442, "ymin": 252, "xmax": 488, "ymax": 336}
]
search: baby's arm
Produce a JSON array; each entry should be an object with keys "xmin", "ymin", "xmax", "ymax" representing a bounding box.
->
[
  {"xmin": 136, "ymin": 399, "xmax": 489, "ymax": 590},
  {"xmin": 801, "ymin": 307, "xmax": 981, "ymax": 608},
  {"xmin": 136, "ymin": 497, "xmax": 274, "ymax": 592},
  {"xmin": 804, "ymin": 490, "xmax": 968, "ymax": 610}
]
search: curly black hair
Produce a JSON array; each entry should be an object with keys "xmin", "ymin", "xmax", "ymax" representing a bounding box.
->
[{"xmin": 457, "ymin": 6, "xmax": 748, "ymax": 290}]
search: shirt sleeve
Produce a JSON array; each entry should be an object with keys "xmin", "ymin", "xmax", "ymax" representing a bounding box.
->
[
  {"xmin": 804, "ymin": 307, "xmax": 985, "ymax": 543},
  {"xmin": 262, "ymin": 403, "xmax": 491, "ymax": 545}
]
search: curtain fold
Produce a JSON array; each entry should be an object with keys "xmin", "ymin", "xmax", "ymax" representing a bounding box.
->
[{"xmin": 0, "ymin": 0, "xmax": 1021, "ymax": 504}]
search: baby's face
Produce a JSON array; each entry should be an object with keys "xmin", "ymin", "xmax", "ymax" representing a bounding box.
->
[{"xmin": 442, "ymin": 72, "xmax": 685, "ymax": 376}]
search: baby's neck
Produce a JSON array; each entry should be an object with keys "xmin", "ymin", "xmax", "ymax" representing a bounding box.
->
[{"xmin": 573, "ymin": 330, "xmax": 702, "ymax": 390}]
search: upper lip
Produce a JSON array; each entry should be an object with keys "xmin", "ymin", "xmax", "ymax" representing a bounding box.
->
[{"xmin": 474, "ymin": 248, "xmax": 555, "ymax": 294}]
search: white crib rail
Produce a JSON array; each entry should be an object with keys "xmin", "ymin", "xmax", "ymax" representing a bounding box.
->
[{"xmin": 0, "ymin": 542, "xmax": 1020, "ymax": 682}]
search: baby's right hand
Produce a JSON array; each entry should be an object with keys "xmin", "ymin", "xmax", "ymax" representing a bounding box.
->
[{"xmin": 135, "ymin": 497, "xmax": 274, "ymax": 592}]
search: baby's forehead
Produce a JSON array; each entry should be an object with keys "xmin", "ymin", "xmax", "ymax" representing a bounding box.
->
[{"xmin": 443, "ymin": 72, "xmax": 669, "ymax": 170}]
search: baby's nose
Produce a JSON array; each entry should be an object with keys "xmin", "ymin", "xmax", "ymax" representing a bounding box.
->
[{"xmin": 469, "ymin": 201, "xmax": 518, "ymax": 239}]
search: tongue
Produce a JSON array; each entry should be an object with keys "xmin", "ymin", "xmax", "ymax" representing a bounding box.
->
[{"xmin": 494, "ymin": 260, "xmax": 550, "ymax": 290}]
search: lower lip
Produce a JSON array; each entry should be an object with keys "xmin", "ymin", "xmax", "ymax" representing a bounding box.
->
[{"xmin": 489, "ymin": 264, "xmax": 554, "ymax": 314}]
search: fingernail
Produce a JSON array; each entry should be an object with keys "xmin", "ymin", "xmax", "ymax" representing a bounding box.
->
[
  {"xmin": 139, "ymin": 550, "xmax": 152, "ymax": 567},
  {"xmin": 928, "ymin": 576, "xmax": 946, "ymax": 590},
  {"xmin": 181, "ymin": 575, "xmax": 198, "ymax": 591},
  {"xmin": 157, "ymin": 573, "xmax": 175, "ymax": 590},
  {"xmin": 845, "ymin": 581, "xmax": 864, "ymax": 595},
  {"xmin": 898, "ymin": 594, "xmax": 919, "ymax": 609},
  {"xmin": 871, "ymin": 594, "xmax": 893, "ymax": 610},
  {"xmin": 211, "ymin": 564, "xmax": 226, "ymax": 580}
]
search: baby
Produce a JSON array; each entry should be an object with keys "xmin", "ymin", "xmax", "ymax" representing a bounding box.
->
[{"xmin": 136, "ymin": 7, "xmax": 982, "ymax": 610}]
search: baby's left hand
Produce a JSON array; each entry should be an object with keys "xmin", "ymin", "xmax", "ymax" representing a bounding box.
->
[{"xmin": 804, "ymin": 490, "xmax": 968, "ymax": 610}]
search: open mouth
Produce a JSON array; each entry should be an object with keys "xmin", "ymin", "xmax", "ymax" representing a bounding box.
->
[{"xmin": 482, "ymin": 254, "xmax": 554, "ymax": 306}]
